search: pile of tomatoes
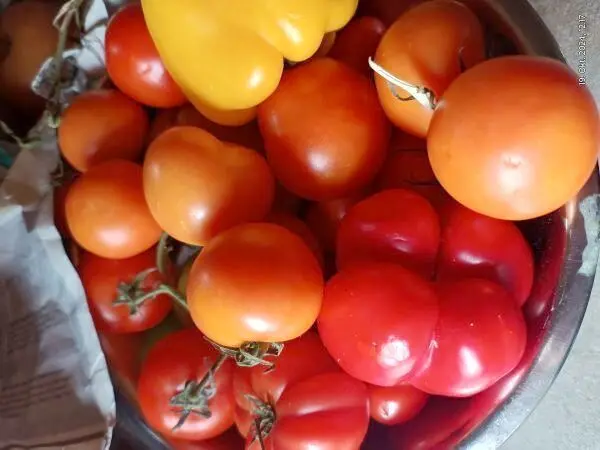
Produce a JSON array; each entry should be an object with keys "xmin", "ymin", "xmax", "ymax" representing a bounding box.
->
[{"xmin": 49, "ymin": 0, "xmax": 599, "ymax": 449}]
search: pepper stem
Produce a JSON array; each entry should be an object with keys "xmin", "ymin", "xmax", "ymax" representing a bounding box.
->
[{"xmin": 368, "ymin": 58, "xmax": 437, "ymax": 110}]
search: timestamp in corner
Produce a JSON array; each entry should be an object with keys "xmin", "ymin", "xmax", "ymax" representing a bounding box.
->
[{"xmin": 577, "ymin": 14, "xmax": 587, "ymax": 86}]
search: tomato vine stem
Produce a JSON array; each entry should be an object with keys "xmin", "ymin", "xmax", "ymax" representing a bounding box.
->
[
  {"xmin": 368, "ymin": 58, "xmax": 437, "ymax": 109},
  {"xmin": 156, "ymin": 232, "xmax": 171, "ymax": 277},
  {"xmin": 246, "ymin": 395, "xmax": 275, "ymax": 449}
]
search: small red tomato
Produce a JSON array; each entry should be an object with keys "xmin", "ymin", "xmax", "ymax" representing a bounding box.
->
[
  {"xmin": 374, "ymin": 0, "xmax": 485, "ymax": 137},
  {"xmin": 266, "ymin": 212, "xmax": 324, "ymax": 269},
  {"xmin": 169, "ymin": 427, "xmax": 245, "ymax": 450},
  {"xmin": 337, "ymin": 189, "xmax": 440, "ymax": 278},
  {"xmin": 246, "ymin": 372, "xmax": 370, "ymax": 450},
  {"xmin": 411, "ymin": 279, "xmax": 527, "ymax": 397},
  {"xmin": 105, "ymin": 4, "xmax": 186, "ymax": 108},
  {"xmin": 437, "ymin": 201, "xmax": 534, "ymax": 305},
  {"xmin": 428, "ymin": 56, "xmax": 599, "ymax": 220},
  {"xmin": 258, "ymin": 58, "xmax": 390, "ymax": 201},
  {"xmin": 138, "ymin": 329, "xmax": 235, "ymax": 441},
  {"xmin": 65, "ymin": 160, "xmax": 162, "ymax": 259},
  {"xmin": 58, "ymin": 89, "xmax": 149, "ymax": 172},
  {"xmin": 318, "ymin": 263, "xmax": 439, "ymax": 386},
  {"xmin": 329, "ymin": 16, "xmax": 386, "ymax": 76},
  {"xmin": 79, "ymin": 248, "xmax": 172, "ymax": 333},
  {"xmin": 368, "ymin": 384, "xmax": 429, "ymax": 425},
  {"xmin": 305, "ymin": 194, "xmax": 366, "ymax": 253}
]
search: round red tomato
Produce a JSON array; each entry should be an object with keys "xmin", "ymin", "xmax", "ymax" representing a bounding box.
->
[
  {"xmin": 437, "ymin": 201, "xmax": 534, "ymax": 305},
  {"xmin": 368, "ymin": 384, "xmax": 429, "ymax": 425},
  {"xmin": 79, "ymin": 247, "xmax": 172, "ymax": 333},
  {"xmin": 65, "ymin": 160, "xmax": 162, "ymax": 259},
  {"xmin": 329, "ymin": 16, "xmax": 386, "ymax": 76},
  {"xmin": 318, "ymin": 263, "xmax": 439, "ymax": 386},
  {"xmin": 411, "ymin": 279, "xmax": 527, "ymax": 397},
  {"xmin": 143, "ymin": 126, "xmax": 274, "ymax": 246},
  {"xmin": 376, "ymin": 150, "xmax": 449, "ymax": 210},
  {"xmin": 246, "ymin": 372, "xmax": 370, "ymax": 450},
  {"xmin": 305, "ymin": 194, "xmax": 366, "ymax": 254},
  {"xmin": 428, "ymin": 55, "xmax": 599, "ymax": 220},
  {"xmin": 373, "ymin": 0, "xmax": 485, "ymax": 137},
  {"xmin": 336, "ymin": 189, "xmax": 441, "ymax": 278},
  {"xmin": 138, "ymin": 329, "xmax": 235, "ymax": 441},
  {"xmin": 105, "ymin": 4, "xmax": 186, "ymax": 108},
  {"xmin": 169, "ymin": 427, "xmax": 244, "ymax": 450},
  {"xmin": 258, "ymin": 58, "xmax": 390, "ymax": 201},
  {"xmin": 58, "ymin": 89, "xmax": 149, "ymax": 172},
  {"xmin": 187, "ymin": 223, "xmax": 324, "ymax": 348}
]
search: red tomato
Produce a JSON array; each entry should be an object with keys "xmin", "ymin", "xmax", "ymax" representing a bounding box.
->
[
  {"xmin": 329, "ymin": 16, "xmax": 386, "ymax": 76},
  {"xmin": 437, "ymin": 201, "xmax": 534, "ymax": 306},
  {"xmin": 258, "ymin": 58, "xmax": 390, "ymax": 201},
  {"xmin": 143, "ymin": 127, "xmax": 274, "ymax": 246},
  {"xmin": 357, "ymin": 0, "xmax": 423, "ymax": 26},
  {"xmin": 336, "ymin": 189, "xmax": 441, "ymax": 278},
  {"xmin": 58, "ymin": 89, "xmax": 149, "ymax": 172},
  {"xmin": 246, "ymin": 372, "xmax": 370, "ymax": 450},
  {"xmin": 138, "ymin": 329, "xmax": 235, "ymax": 441},
  {"xmin": 411, "ymin": 279, "xmax": 527, "ymax": 397},
  {"xmin": 373, "ymin": 0, "xmax": 485, "ymax": 137},
  {"xmin": 368, "ymin": 384, "xmax": 429, "ymax": 425},
  {"xmin": 388, "ymin": 128, "xmax": 426, "ymax": 152},
  {"xmin": 318, "ymin": 263, "xmax": 439, "ymax": 386},
  {"xmin": 266, "ymin": 212, "xmax": 324, "ymax": 269},
  {"xmin": 79, "ymin": 248, "xmax": 172, "ymax": 333},
  {"xmin": 376, "ymin": 151, "xmax": 449, "ymax": 210},
  {"xmin": 169, "ymin": 427, "xmax": 245, "ymax": 450},
  {"xmin": 105, "ymin": 4, "xmax": 186, "ymax": 108},
  {"xmin": 65, "ymin": 160, "xmax": 162, "ymax": 259},
  {"xmin": 305, "ymin": 194, "xmax": 365, "ymax": 253},
  {"xmin": 148, "ymin": 104, "xmax": 264, "ymax": 151},
  {"xmin": 187, "ymin": 223, "xmax": 324, "ymax": 348},
  {"xmin": 271, "ymin": 182, "xmax": 304, "ymax": 216},
  {"xmin": 234, "ymin": 331, "xmax": 340, "ymax": 438},
  {"xmin": 428, "ymin": 56, "xmax": 599, "ymax": 220}
]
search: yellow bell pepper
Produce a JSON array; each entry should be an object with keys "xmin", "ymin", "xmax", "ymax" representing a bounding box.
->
[{"xmin": 141, "ymin": 0, "xmax": 358, "ymax": 114}]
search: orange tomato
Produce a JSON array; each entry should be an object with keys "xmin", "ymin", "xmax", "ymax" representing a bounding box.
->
[
  {"xmin": 148, "ymin": 104, "xmax": 263, "ymax": 151},
  {"xmin": 143, "ymin": 127, "xmax": 274, "ymax": 246},
  {"xmin": 329, "ymin": 16, "xmax": 386, "ymax": 76},
  {"xmin": 58, "ymin": 90, "xmax": 149, "ymax": 172},
  {"xmin": 428, "ymin": 56, "xmax": 599, "ymax": 220},
  {"xmin": 373, "ymin": 0, "xmax": 485, "ymax": 137},
  {"xmin": 187, "ymin": 223, "xmax": 324, "ymax": 348},
  {"xmin": 65, "ymin": 160, "xmax": 162, "ymax": 259}
]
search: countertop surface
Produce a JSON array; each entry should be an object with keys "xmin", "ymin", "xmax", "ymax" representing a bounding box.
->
[{"xmin": 505, "ymin": 1, "xmax": 600, "ymax": 449}]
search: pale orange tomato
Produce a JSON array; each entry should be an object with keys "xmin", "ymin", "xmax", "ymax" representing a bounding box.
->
[
  {"xmin": 143, "ymin": 126, "xmax": 274, "ymax": 246},
  {"xmin": 186, "ymin": 223, "xmax": 323, "ymax": 348}
]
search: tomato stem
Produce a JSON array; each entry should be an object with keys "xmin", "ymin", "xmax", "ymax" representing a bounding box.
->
[
  {"xmin": 255, "ymin": 417, "xmax": 266, "ymax": 450},
  {"xmin": 368, "ymin": 58, "xmax": 437, "ymax": 109},
  {"xmin": 246, "ymin": 395, "xmax": 275, "ymax": 448},
  {"xmin": 156, "ymin": 232, "xmax": 171, "ymax": 277},
  {"xmin": 170, "ymin": 352, "xmax": 228, "ymax": 431},
  {"xmin": 206, "ymin": 338, "xmax": 284, "ymax": 370}
]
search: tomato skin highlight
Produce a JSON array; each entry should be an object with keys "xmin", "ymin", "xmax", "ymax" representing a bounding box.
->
[
  {"xmin": 411, "ymin": 279, "xmax": 527, "ymax": 397},
  {"xmin": 336, "ymin": 189, "xmax": 441, "ymax": 278},
  {"xmin": 105, "ymin": 4, "xmax": 186, "ymax": 108},
  {"xmin": 65, "ymin": 160, "xmax": 162, "ymax": 259},
  {"xmin": 258, "ymin": 58, "xmax": 390, "ymax": 201},
  {"xmin": 58, "ymin": 89, "xmax": 149, "ymax": 172},
  {"xmin": 437, "ymin": 201, "xmax": 534, "ymax": 306},
  {"xmin": 428, "ymin": 55, "xmax": 600, "ymax": 220},
  {"xmin": 368, "ymin": 384, "xmax": 429, "ymax": 425},
  {"xmin": 374, "ymin": 0, "xmax": 485, "ymax": 137},
  {"xmin": 79, "ymin": 248, "xmax": 172, "ymax": 333},
  {"xmin": 137, "ymin": 329, "xmax": 235, "ymax": 441},
  {"xmin": 187, "ymin": 223, "xmax": 324, "ymax": 348},
  {"xmin": 143, "ymin": 126, "xmax": 275, "ymax": 246},
  {"xmin": 318, "ymin": 263, "xmax": 439, "ymax": 386}
]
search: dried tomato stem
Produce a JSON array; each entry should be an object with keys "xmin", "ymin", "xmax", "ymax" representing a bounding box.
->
[
  {"xmin": 156, "ymin": 232, "xmax": 171, "ymax": 277},
  {"xmin": 255, "ymin": 417, "xmax": 266, "ymax": 450},
  {"xmin": 368, "ymin": 58, "xmax": 437, "ymax": 109}
]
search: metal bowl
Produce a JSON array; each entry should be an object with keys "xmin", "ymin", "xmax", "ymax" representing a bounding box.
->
[{"xmin": 112, "ymin": 1, "xmax": 600, "ymax": 448}]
